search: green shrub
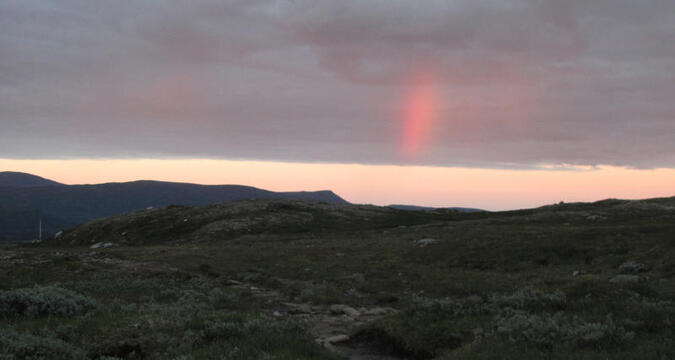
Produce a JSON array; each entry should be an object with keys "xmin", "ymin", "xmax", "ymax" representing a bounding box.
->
[
  {"xmin": 494, "ymin": 310, "xmax": 634, "ymax": 349},
  {"xmin": 0, "ymin": 286, "xmax": 99, "ymax": 319},
  {"xmin": 492, "ymin": 287, "xmax": 567, "ymax": 311},
  {"xmin": 0, "ymin": 328, "xmax": 85, "ymax": 360},
  {"xmin": 623, "ymin": 297, "xmax": 674, "ymax": 332},
  {"xmin": 207, "ymin": 287, "xmax": 236, "ymax": 309}
]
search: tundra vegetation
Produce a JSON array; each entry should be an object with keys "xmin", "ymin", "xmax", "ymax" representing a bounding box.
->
[{"xmin": 0, "ymin": 198, "xmax": 673, "ymax": 359}]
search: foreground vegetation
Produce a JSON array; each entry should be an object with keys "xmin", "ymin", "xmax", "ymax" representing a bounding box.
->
[{"xmin": 1, "ymin": 197, "xmax": 674, "ymax": 359}]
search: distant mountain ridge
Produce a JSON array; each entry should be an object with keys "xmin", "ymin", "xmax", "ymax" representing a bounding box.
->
[
  {"xmin": 388, "ymin": 204, "xmax": 484, "ymax": 213},
  {"xmin": 0, "ymin": 172, "xmax": 63, "ymax": 187},
  {"xmin": 0, "ymin": 172, "xmax": 347, "ymax": 241}
]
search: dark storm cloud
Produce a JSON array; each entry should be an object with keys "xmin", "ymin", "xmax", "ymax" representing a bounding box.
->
[{"xmin": 1, "ymin": 0, "xmax": 674, "ymax": 168}]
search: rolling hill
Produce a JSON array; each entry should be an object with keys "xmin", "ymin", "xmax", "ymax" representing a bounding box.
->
[
  {"xmin": 0, "ymin": 172, "xmax": 347, "ymax": 241},
  {"xmin": 0, "ymin": 172, "xmax": 64, "ymax": 187}
]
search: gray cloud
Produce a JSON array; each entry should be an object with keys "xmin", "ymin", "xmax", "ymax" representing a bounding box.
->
[{"xmin": 1, "ymin": 0, "xmax": 674, "ymax": 168}]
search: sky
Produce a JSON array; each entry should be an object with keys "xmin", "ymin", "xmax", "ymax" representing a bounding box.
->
[{"xmin": 1, "ymin": 1, "xmax": 674, "ymax": 209}]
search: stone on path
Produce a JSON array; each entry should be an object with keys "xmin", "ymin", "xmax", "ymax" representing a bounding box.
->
[
  {"xmin": 330, "ymin": 304, "xmax": 361, "ymax": 317},
  {"xmin": 325, "ymin": 334, "xmax": 350, "ymax": 344}
]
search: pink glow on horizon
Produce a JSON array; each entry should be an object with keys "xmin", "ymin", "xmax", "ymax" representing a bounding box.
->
[{"xmin": 1, "ymin": 159, "xmax": 674, "ymax": 211}]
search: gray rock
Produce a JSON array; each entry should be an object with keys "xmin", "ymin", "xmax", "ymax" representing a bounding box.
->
[
  {"xmin": 89, "ymin": 242, "xmax": 113, "ymax": 249},
  {"xmin": 363, "ymin": 307, "xmax": 390, "ymax": 316},
  {"xmin": 609, "ymin": 274, "xmax": 641, "ymax": 284},
  {"xmin": 416, "ymin": 238, "xmax": 437, "ymax": 247},
  {"xmin": 283, "ymin": 303, "xmax": 313, "ymax": 314},
  {"xmin": 347, "ymin": 273, "xmax": 366, "ymax": 283},
  {"xmin": 325, "ymin": 334, "xmax": 350, "ymax": 344},
  {"xmin": 618, "ymin": 261, "xmax": 649, "ymax": 274},
  {"xmin": 330, "ymin": 304, "xmax": 360, "ymax": 317},
  {"xmin": 319, "ymin": 341, "xmax": 337, "ymax": 351}
]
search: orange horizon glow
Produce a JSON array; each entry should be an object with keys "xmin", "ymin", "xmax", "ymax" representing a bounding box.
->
[{"xmin": 1, "ymin": 158, "xmax": 675, "ymax": 211}]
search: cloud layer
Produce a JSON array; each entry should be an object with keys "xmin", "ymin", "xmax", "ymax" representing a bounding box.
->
[{"xmin": 2, "ymin": 0, "xmax": 674, "ymax": 168}]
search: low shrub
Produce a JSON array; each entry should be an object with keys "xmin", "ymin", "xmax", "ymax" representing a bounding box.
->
[
  {"xmin": 0, "ymin": 286, "xmax": 99, "ymax": 319},
  {"xmin": 0, "ymin": 328, "xmax": 85, "ymax": 359},
  {"xmin": 623, "ymin": 297, "xmax": 674, "ymax": 332},
  {"xmin": 492, "ymin": 287, "xmax": 567, "ymax": 311},
  {"xmin": 207, "ymin": 287, "xmax": 236, "ymax": 309},
  {"xmin": 494, "ymin": 310, "xmax": 634, "ymax": 350}
]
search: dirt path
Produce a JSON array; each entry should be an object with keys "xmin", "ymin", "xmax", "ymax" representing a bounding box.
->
[{"xmin": 227, "ymin": 280, "xmax": 403, "ymax": 359}]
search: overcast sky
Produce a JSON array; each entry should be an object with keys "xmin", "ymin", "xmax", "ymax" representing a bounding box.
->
[{"xmin": 2, "ymin": 0, "xmax": 674, "ymax": 169}]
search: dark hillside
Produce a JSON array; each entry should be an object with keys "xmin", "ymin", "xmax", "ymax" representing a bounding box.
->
[
  {"xmin": 0, "ymin": 172, "xmax": 63, "ymax": 187},
  {"xmin": 0, "ymin": 174, "xmax": 347, "ymax": 241},
  {"xmin": 49, "ymin": 199, "xmax": 451, "ymax": 246},
  {"xmin": 0, "ymin": 209, "xmax": 74, "ymax": 241}
]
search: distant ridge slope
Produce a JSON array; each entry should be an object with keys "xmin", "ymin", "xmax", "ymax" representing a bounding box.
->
[
  {"xmin": 0, "ymin": 172, "xmax": 63, "ymax": 187},
  {"xmin": 0, "ymin": 172, "xmax": 347, "ymax": 241}
]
